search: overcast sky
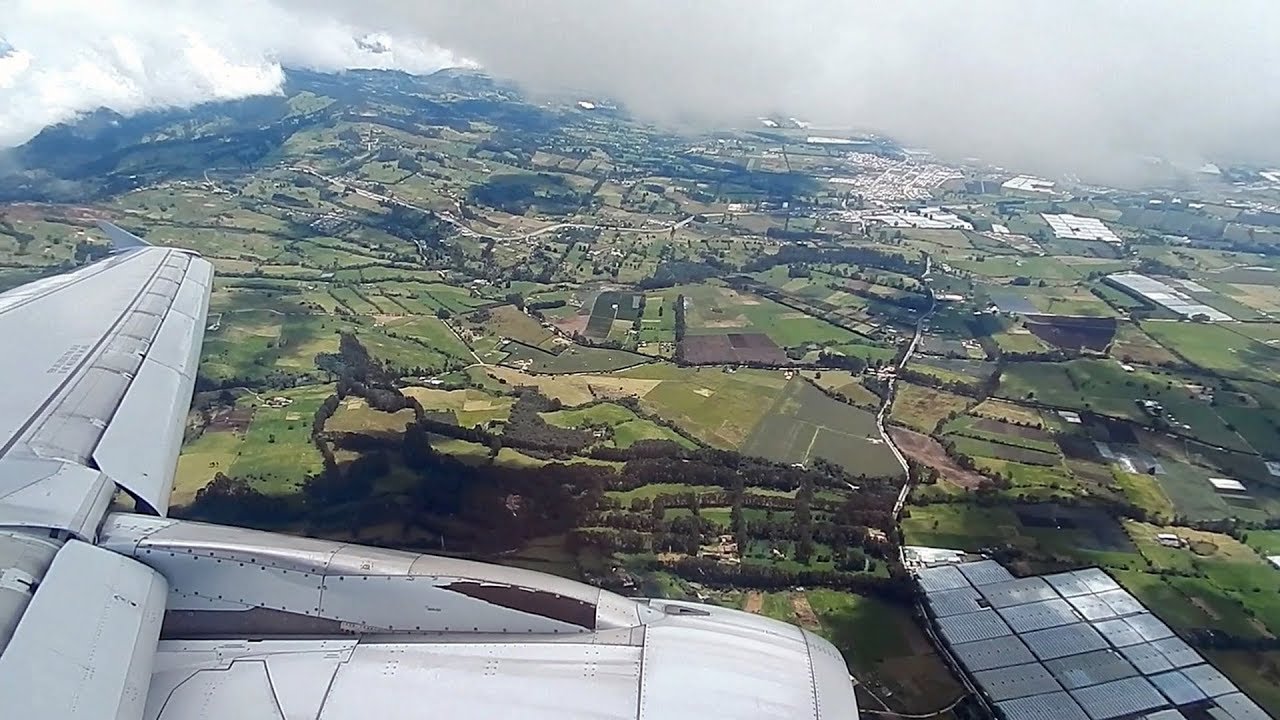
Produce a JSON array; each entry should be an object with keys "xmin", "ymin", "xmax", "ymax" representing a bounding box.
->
[{"xmin": 4, "ymin": 1, "xmax": 1280, "ymax": 184}]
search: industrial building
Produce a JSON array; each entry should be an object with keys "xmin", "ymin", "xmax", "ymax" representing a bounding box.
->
[
  {"xmin": 1105, "ymin": 273, "xmax": 1234, "ymax": 321},
  {"xmin": 1041, "ymin": 213, "xmax": 1122, "ymax": 243},
  {"xmin": 917, "ymin": 560, "xmax": 1270, "ymax": 720},
  {"xmin": 1002, "ymin": 175, "xmax": 1057, "ymax": 195}
]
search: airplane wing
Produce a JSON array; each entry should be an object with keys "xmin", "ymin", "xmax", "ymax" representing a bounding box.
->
[
  {"xmin": 0, "ymin": 222, "xmax": 212, "ymax": 719},
  {"xmin": 0, "ymin": 221, "xmax": 212, "ymax": 522},
  {"xmin": 0, "ymin": 222, "xmax": 858, "ymax": 720}
]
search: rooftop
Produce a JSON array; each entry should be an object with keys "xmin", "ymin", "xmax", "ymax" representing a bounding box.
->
[{"xmin": 916, "ymin": 562, "xmax": 1271, "ymax": 720}]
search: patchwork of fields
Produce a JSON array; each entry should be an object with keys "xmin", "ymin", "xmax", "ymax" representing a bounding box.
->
[{"xmin": 742, "ymin": 379, "xmax": 902, "ymax": 477}]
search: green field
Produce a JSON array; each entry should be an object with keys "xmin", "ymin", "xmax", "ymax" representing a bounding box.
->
[
  {"xmin": 402, "ymin": 387, "xmax": 514, "ymax": 427},
  {"xmin": 542, "ymin": 402, "xmax": 697, "ymax": 449},
  {"xmin": 741, "ymin": 379, "xmax": 901, "ymax": 477},
  {"xmin": 677, "ymin": 283, "xmax": 861, "ymax": 346},
  {"xmin": 175, "ymin": 384, "xmax": 334, "ymax": 504},
  {"xmin": 622, "ymin": 364, "xmax": 791, "ymax": 448},
  {"xmin": 605, "ymin": 483, "xmax": 723, "ymax": 502},
  {"xmin": 1245, "ymin": 530, "xmax": 1280, "ymax": 555},
  {"xmin": 1142, "ymin": 321, "xmax": 1280, "ymax": 382},
  {"xmin": 900, "ymin": 504, "xmax": 1025, "ymax": 550},
  {"xmin": 501, "ymin": 342, "xmax": 650, "ymax": 373},
  {"xmin": 890, "ymin": 382, "xmax": 973, "ymax": 433}
]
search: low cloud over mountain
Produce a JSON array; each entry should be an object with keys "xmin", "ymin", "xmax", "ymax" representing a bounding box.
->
[{"xmin": 6, "ymin": 1, "xmax": 1280, "ymax": 184}]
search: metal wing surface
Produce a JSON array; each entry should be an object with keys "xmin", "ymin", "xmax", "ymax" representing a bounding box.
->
[{"xmin": 0, "ymin": 222, "xmax": 213, "ymax": 528}]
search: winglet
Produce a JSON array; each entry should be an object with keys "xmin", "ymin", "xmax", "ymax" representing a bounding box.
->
[{"xmin": 98, "ymin": 221, "xmax": 151, "ymax": 250}]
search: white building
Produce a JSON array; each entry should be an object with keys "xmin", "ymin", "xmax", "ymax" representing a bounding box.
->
[
  {"xmin": 1002, "ymin": 175, "xmax": 1056, "ymax": 194},
  {"xmin": 1208, "ymin": 477, "xmax": 1247, "ymax": 493},
  {"xmin": 1041, "ymin": 213, "xmax": 1122, "ymax": 243}
]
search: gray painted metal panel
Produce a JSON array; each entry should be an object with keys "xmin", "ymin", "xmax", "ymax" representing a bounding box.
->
[
  {"xmin": 1213, "ymin": 693, "xmax": 1271, "ymax": 720},
  {"xmin": 1181, "ymin": 663, "xmax": 1238, "ymax": 698},
  {"xmin": 318, "ymin": 574, "xmax": 590, "ymax": 634},
  {"xmin": 937, "ymin": 610, "xmax": 1014, "ymax": 645},
  {"xmin": 1069, "ymin": 676, "xmax": 1166, "ymax": 720},
  {"xmin": 0, "ymin": 540, "xmax": 166, "ymax": 719},
  {"xmin": 96, "ymin": 259, "xmax": 210, "ymax": 515},
  {"xmin": 995, "ymin": 691, "xmax": 1090, "ymax": 720},
  {"xmin": 1044, "ymin": 650, "xmax": 1138, "ymax": 690},
  {"xmin": 1121, "ymin": 642, "xmax": 1176, "ymax": 675},
  {"xmin": 94, "ymin": 358, "xmax": 189, "ymax": 514},
  {"xmin": 1150, "ymin": 670, "xmax": 1207, "ymax": 706},
  {"xmin": 974, "ymin": 662, "xmax": 1062, "ymax": 702},
  {"xmin": 146, "ymin": 300, "xmax": 201, "ymax": 376},
  {"xmin": 596, "ymin": 587, "xmax": 646, "ymax": 629},
  {"xmin": 315, "ymin": 642, "xmax": 643, "ymax": 720},
  {"xmin": 978, "ymin": 577, "xmax": 1059, "ymax": 608},
  {"xmin": 640, "ymin": 616, "xmax": 817, "ymax": 720},
  {"xmin": 145, "ymin": 613, "xmax": 854, "ymax": 719},
  {"xmin": 0, "ymin": 531, "xmax": 60, "ymax": 656},
  {"xmin": 918, "ymin": 564, "xmax": 972, "ymax": 593},
  {"xmin": 146, "ymin": 639, "xmax": 358, "ymax": 720},
  {"xmin": 928, "ymin": 586, "xmax": 988, "ymax": 618},
  {"xmin": 0, "ymin": 245, "xmax": 211, "ymax": 524},
  {"xmin": 648, "ymin": 599, "xmax": 805, "ymax": 642},
  {"xmin": 0, "ymin": 458, "xmax": 114, "ymax": 540},
  {"xmin": 1150, "ymin": 636, "xmax": 1202, "ymax": 669},
  {"xmin": 0, "ymin": 250, "xmax": 165, "ymax": 452},
  {"xmin": 99, "ymin": 221, "xmax": 152, "ymax": 249},
  {"xmin": 804, "ymin": 629, "xmax": 861, "ymax": 720},
  {"xmin": 998, "ymin": 598, "xmax": 1080, "ymax": 633},
  {"xmin": 160, "ymin": 551, "xmax": 326, "ymax": 616},
  {"xmin": 1093, "ymin": 618, "xmax": 1146, "ymax": 648},
  {"xmin": 957, "ymin": 559, "xmax": 1015, "ymax": 586},
  {"xmin": 264, "ymin": 652, "xmax": 343, "ymax": 720},
  {"xmin": 950, "ymin": 636, "xmax": 1036, "ymax": 672},
  {"xmin": 107, "ymin": 515, "xmax": 345, "ymax": 573},
  {"xmin": 106, "ymin": 515, "xmax": 661, "ymax": 634},
  {"xmin": 1022, "ymin": 623, "xmax": 1109, "ymax": 661},
  {"xmin": 156, "ymin": 660, "xmax": 286, "ymax": 720}
]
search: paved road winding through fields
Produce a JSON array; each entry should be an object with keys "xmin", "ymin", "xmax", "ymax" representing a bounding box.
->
[{"xmin": 881, "ymin": 254, "xmax": 935, "ymax": 520}]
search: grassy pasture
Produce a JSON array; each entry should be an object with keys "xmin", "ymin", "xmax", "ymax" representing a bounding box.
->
[
  {"xmin": 622, "ymin": 365, "xmax": 790, "ymax": 449},
  {"xmin": 541, "ymin": 402, "xmax": 697, "ymax": 449},
  {"xmin": 402, "ymin": 387, "xmax": 514, "ymax": 427},
  {"xmin": 801, "ymin": 369, "xmax": 881, "ymax": 409},
  {"xmin": 741, "ymin": 379, "xmax": 901, "ymax": 477},
  {"xmin": 1143, "ymin": 320, "xmax": 1280, "ymax": 382},
  {"xmin": 890, "ymin": 383, "xmax": 974, "ymax": 433},
  {"xmin": 677, "ymin": 282, "xmax": 860, "ymax": 347},
  {"xmin": 501, "ymin": 342, "xmax": 650, "ymax": 374}
]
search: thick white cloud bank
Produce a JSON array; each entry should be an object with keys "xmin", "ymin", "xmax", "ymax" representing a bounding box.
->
[
  {"xmin": 4, "ymin": 1, "xmax": 1280, "ymax": 184},
  {"xmin": 0, "ymin": 0, "xmax": 470, "ymax": 147}
]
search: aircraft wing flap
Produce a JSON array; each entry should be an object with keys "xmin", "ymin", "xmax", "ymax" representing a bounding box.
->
[
  {"xmin": 0, "ymin": 539, "xmax": 167, "ymax": 720},
  {"xmin": 0, "ymin": 235, "xmax": 213, "ymax": 524}
]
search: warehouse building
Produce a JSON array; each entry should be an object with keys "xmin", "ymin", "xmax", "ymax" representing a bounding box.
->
[{"xmin": 917, "ymin": 560, "xmax": 1270, "ymax": 720}]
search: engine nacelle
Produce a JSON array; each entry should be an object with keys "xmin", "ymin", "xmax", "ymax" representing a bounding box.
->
[{"xmin": 100, "ymin": 513, "xmax": 659, "ymax": 638}]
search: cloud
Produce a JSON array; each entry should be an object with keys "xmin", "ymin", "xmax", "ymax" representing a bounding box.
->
[
  {"xmin": 5, "ymin": 1, "xmax": 1280, "ymax": 185},
  {"xmin": 0, "ymin": 0, "xmax": 469, "ymax": 148},
  {"xmin": 303, "ymin": 0, "xmax": 1280, "ymax": 185}
]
